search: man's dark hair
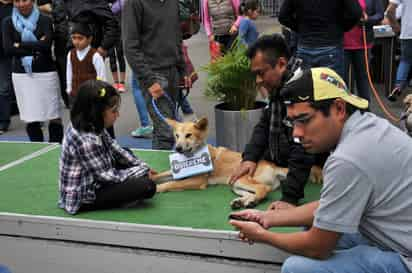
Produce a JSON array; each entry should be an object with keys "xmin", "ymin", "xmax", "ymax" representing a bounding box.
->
[
  {"xmin": 71, "ymin": 80, "xmax": 120, "ymax": 134},
  {"xmin": 246, "ymin": 34, "xmax": 290, "ymax": 67},
  {"xmin": 310, "ymin": 99, "xmax": 360, "ymax": 117}
]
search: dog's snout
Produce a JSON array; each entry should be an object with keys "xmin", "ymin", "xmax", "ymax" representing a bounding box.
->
[{"xmin": 176, "ymin": 146, "xmax": 183, "ymax": 153}]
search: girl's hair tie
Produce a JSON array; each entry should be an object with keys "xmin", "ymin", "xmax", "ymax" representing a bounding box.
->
[{"xmin": 98, "ymin": 87, "xmax": 106, "ymax": 97}]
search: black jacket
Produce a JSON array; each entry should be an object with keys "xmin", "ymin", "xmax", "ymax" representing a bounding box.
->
[
  {"xmin": 279, "ymin": 0, "xmax": 362, "ymax": 47},
  {"xmin": 242, "ymin": 81, "xmax": 315, "ymax": 205},
  {"xmin": 64, "ymin": 0, "xmax": 119, "ymax": 50}
]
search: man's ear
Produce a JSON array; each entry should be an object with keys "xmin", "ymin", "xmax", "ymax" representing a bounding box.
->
[
  {"xmin": 333, "ymin": 99, "xmax": 347, "ymax": 119},
  {"xmin": 165, "ymin": 118, "xmax": 178, "ymax": 129},
  {"xmin": 194, "ymin": 117, "xmax": 208, "ymax": 131}
]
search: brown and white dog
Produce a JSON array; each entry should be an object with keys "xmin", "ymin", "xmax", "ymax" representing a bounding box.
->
[
  {"xmin": 152, "ymin": 117, "xmax": 322, "ymax": 209},
  {"xmin": 402, "ymin": 94, "xmax": 412, "ymax": 136}
]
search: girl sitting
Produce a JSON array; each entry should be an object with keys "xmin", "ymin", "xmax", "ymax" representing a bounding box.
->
[{"xmin": 58, "ymin": 80, "xmax": 156, "ymax": 214}]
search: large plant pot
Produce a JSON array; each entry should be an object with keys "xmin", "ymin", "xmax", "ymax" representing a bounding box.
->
[{"xmin": 215, "ymin": 101, "xmax": 267, "ymax": 152}]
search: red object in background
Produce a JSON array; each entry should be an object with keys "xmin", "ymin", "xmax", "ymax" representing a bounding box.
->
[{"xmin": 209, "ymin": 40, "xmax": 221, "ymax": 62}]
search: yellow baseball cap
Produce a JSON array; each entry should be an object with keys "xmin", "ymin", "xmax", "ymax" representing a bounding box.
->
[{"xmin": 281, "ymin": 67, "xmax": 369, "ymax": 109}]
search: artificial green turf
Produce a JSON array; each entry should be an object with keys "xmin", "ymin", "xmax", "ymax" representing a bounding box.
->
[
  {"xmin": 0, "ymin": 142, "xmax": 51, "ymax": 167},
  {"xmin": 0, "ymin": 146, "xmax": 321, "ymax": 231}
]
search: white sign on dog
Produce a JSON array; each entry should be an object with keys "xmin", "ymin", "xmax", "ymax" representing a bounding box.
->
[{"xmin": 169, "ymin": 145, "xmax": 214, "ymax": 180}]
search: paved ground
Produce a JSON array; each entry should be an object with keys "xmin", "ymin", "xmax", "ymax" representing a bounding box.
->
[{"xmin": 0, "ymin": 16, "xmax": 410, "ymax": 148}]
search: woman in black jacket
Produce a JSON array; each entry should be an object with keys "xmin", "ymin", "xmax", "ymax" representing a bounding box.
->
[{"xmin": 2, "ymin": 0, "xmax": 63, "ymax": 142}]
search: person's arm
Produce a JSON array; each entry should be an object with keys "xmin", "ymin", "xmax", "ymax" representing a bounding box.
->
[
  {"xmin": 2, "ymin": 17, "xmax": 51, "ymax": 57},
  {"xmin": 232, "ymin": 219, "xmax": 341, "ymax": 259},
  {"xmin": 278, "ymin": 0, "xmax": 297, "ymax": 31},
  {"xmin": 202, "ymin": 0, "xmax": 213, "ymax": 39},
  {"xmin": 18, "ymin": 16, "xmax": 53, "ymax": 54},
  {"xmin": 93, "ymin": 52, "xmax": 107, "ymax": 81},
  {"xmin": 66, "ymin": 52, "xmax": 72, "ymax": 94},
  {"xmin": 75, "ymin": 133, "xmax": 149, "ymax": 183},
  {"xmin": 105, "ymin": 132, "xmax": 149, "ymax": 168},
  {"xmin": 122, "ymin": 0, "xmax": 157, "ymax": 89},
  {"xmin": 365, "ymin": 0, "xmax": 384, "ymax": 27},
  {"xmin": 231, "ymin": 0, "xmax": 241, "ymax": 31},
  {"xmin": 238, "ymin": 19, "xmax": 248, "ymax": 46},
  {"xmin": 384, "ymin": 2, "xmax": 398, "ymax": 23},
  {"xmin": 93, "ymin": 5, "xmax": 120, "ymax": 53},
  {"xmin": 242, "ymin": 106, "xmax": 271, "ymax": 162},
  {"xmin": 342, "ymin": 0, "xmax": 363, "ymax": 32},
  {"xmin": 38, "ymin": 3, "xmax": 52, "ymax": 14}
]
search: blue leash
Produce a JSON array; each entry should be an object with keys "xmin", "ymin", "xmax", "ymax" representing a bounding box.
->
[{"xmin": 151, "ymin": 92, "xmax": 181, "ymax": 123}]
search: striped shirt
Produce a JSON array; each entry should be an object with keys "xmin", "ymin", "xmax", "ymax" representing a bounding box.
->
[{"xmin": 58, "ymin": 124, "xmax": 149, "ymax": 214}]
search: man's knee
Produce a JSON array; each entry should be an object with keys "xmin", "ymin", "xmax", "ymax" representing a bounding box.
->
[{"xmin": 282, "ymin": 256, "xmax": 313, "ymax": 273}]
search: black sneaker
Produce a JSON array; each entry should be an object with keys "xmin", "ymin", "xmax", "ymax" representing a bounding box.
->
[{"xmin": 387, "ymin": 86, "xmax": 401, "ymax": 101}]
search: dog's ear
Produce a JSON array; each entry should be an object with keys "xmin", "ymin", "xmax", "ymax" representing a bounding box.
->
[
  {"xmin": 165, "ymin": 118, "xmax": 178, "ymax": 129},
  {"xmin": 194, "ymin": 117, "xmax": 208, "ymax": 131}
]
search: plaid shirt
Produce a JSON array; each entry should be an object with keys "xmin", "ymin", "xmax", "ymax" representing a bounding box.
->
[{"xmin": 58, "ymin": 124, "xmax": 149, "ymax": 214}]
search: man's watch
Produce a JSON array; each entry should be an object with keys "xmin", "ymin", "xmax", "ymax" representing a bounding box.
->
[{"xmin": 13, "ymin": 42, "xmax": 20, "ymax": 48}]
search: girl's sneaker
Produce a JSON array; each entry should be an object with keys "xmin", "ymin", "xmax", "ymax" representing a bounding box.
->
[
  {"xmin": 117, "ymin": 82, "xmax": 126, "ymax": 93},
  {"xmin": 387, "ymin": 86, "xmax": 401, "ymax": 101},
  {"xmin": 131, "ymin": 126, "xmax": 153, "ymax": 138}
]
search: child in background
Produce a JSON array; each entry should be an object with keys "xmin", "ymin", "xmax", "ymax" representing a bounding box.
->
[
  {"xmin": 238, "ymin": 0, "xmax": 260, "ymax": 47},
  {"xmin": 66, "ymin": 23, "xmax": 106, "ymax": 98},
  {"xmin": 59, "ymin": 80, "xmax": 157, "ymax": 215}
]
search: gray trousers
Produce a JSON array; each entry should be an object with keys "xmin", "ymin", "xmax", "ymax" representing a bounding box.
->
[{"xmin": 144, "ymin": 67, "xmax": 180, "ymax": 150}]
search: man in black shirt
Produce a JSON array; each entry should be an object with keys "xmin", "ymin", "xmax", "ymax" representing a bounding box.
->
[
  {"xmin": 279, "ymin": 0, "xmax": 362, "ymax": 77},
  {"xmin": 230, "ymin": 35, "xmax": 317, "ymax": 210}
]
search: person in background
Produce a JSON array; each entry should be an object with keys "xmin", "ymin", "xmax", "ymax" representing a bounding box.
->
[
  {"xmin": 108, "ymin": 0, "xmax": 126, "ymax": 93},
  {"xmin": 202, "ymin": 0, "xmax": 242, "ymax": 54},
  {"xmin": 279, "ymin": 0, "xmax": 362, "ymax": 77},
  {"xmin": 238, "ymin": 0, "xmax": 260, "ymax": 48},
  {"xmin": 2, "ymin": 0, "xmax": 63, "ymax": 143},
  {"xmin": 123, "ymin": 0, "xmax": 191, "ymax": 150},
  {"xmin": 343, "ymin": 0, "xmax": 383, "ymax": 103},
  {"xmin": 130, "ymin": 73, "xmax": 153, "ymax": 138},
  {"xmin": 66, "ymin": 23, "xmax": 106, "ymax": 98},
  {"xmin": 59, "ymin": 80, "xmax": 157, "ymax": 215},
  {"xmin": 63, "ymin": 0, "xmax": 119, "ymax": 58},
  {"xmin": 0, "ymin": 0, "xmax": 14, "ymax": 135},
  {"xmin": 38, "ymin": 0, "xmax": 70, "ymax": 108},
  {"xmin": 386, "ymin": 0, "xmax": 412, "ymax": 101}
]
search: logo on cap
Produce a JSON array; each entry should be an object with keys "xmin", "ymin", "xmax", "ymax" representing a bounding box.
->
[{"xmin": 320, "ymin": 72, "xmax": 347, "ymax": 91}]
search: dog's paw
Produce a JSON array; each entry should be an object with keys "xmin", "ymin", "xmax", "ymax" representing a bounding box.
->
[
  {"xmin": 245, "ymin": 200, "xmax": 257, "ymax": 208},
  {"xmin": 230, "ymin": 198, "xmax": 244, "ymax": 209}
]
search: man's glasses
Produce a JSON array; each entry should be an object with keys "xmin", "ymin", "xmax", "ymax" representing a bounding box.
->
[{"xmin": 283, "ymin": 112, "xmax": 316, "ymax": 128}]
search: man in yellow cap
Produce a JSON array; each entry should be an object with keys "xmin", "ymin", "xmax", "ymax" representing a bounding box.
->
[{"xmin": 229, "ymin": 67, "xmax": 412, "ymax": 273}]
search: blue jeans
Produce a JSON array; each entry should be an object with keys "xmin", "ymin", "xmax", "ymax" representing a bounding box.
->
[
  {"xmin": 282, "ymin": 233, "xmax": 409, "ymax": 273},
  {"xmin": 0, "ymin": 57, "xmax": 13, "ymax": 130},
  {"xmin": 131, "ymin": 74, "xmax": 150, "ymax": 127},
  {"xmin": 0, "ymin": 265, "xmax": 11, "ymax": 273},
  {"xmin": 296, "ymin": 45, "xmax": 344, "ymax": 77},
  {"xmin": 344, "ymin": 49, "xmax": 371, "ymax": 102},
  {"xmin": 395, "ymin": 39, "xmax": 412, "ymax": 90}
]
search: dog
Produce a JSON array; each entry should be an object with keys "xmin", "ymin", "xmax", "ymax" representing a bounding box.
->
[
  {"xmin": 152, "ymin": 117, "xmax": 322, "ymax": 209},
  {"xmin": 401, "ymin": 94, "xmax": 412, "ymax": 136}
]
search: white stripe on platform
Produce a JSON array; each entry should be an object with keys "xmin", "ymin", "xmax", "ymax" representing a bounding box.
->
[{"xmin": 0, "ymin": 143, "xmax": 60, "ymax": 172}]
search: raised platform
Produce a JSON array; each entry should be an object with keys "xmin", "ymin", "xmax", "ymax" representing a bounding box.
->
[{"xmin": 0, "ymin": 141, "xmax": 321, "ymax": 273}]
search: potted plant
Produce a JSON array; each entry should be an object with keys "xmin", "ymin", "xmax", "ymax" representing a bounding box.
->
[{"xmin": 203, "ymin": 43, "xmax": 266, "ymax": 152}]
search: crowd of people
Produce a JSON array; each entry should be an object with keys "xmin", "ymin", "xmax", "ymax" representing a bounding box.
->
[{"xmin": 1, "ymin": 0, "xmax": 412, "ymax": 272}]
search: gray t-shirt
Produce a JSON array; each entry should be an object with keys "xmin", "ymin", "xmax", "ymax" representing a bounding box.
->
[{"xmin": 314, "ymin": 111, "xmax": 412, "ymax": 271}]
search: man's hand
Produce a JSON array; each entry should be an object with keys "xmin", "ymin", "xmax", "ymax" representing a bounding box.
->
[
  {"xmin": 229, "ymin": 161, "xmax": 257, "ymax": 184},
  {"xmin": 148, "ymin": 82, "xmax": 164, "ymax": 99},
  {"xmin": 267, "ymin": 200, "xmax": 296, "ymax": 211},
  {"xmin": 97, "ymin": 47, "xmax": 108, "ymax": 57},
  {"xmin": 230, "ymin": 220, "xmax": 267, "ymax": 244},
  {"xmin": 208, "ymin": 34, "xmax": 215, "ymax": 42}
]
